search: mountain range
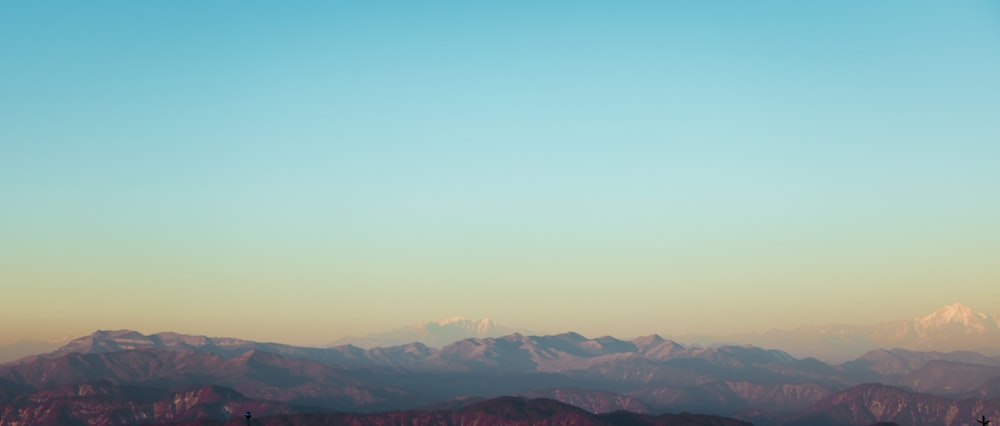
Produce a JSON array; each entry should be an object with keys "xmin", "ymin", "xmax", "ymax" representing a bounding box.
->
[
  {"xmin": 323, "ymin": 304, "xmax": 1000, "ymax": 361},
  {"xmin": 4, "ymin": 303, "xmax": 996, "ymax": 364},
  {"xmin": 4, "ymin": 321, "xmax": 1000, "ymax": 425},
  {"xmin": 328, "ymin": 316, "xmax": 531, "ymax": 348},
  {"xmin": 3, "ymin": 303, "xmax": 999, "ymax": 425},
  {"xmin": 678, "ymin": 303, "xmax": 1000, "ymax": 362}
]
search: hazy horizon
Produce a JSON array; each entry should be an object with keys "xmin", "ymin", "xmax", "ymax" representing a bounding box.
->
[
  {"xmin": 2, "ymin": 301, "xmax": 996, "ymax": 348},
  {"xmin": 2, "ymin": 1, "xmax": 999, "ymax": 347}
]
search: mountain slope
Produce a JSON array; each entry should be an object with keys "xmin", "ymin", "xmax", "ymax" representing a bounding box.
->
[
  {"xmin": 0, "ymin": 349, "xmax": 408, "ymax": 411},
  {"xmin": 194, "ymin": 397, "xmax": 752, "ymax": 426},
  {"xmin": 0, "ymin": 381, "xmax": 301, "ymax": 426},
  {"xmin": 784, "ymin": 383, "xmax": 1000, "ymax": 426}
]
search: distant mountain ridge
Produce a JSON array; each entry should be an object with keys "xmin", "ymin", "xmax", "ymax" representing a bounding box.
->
[
  {"xmin": 27, "ymin": 329, "xmax": 821, "ymax": 380},
  {"xmin": 0, "ymin": 337, "xmax": 73, "ymax": 364},
  {"xmin": 681, "ymin": 303, "xmax": 1000, "ymax": 362},
  {"xmin": 330, "ymin": 316, "xmax": 531, "ymax": 348},
  {"xmin": 8, "ymin": 303, "xmax": 995, "ymax": 364},
  {"xmin": 6, "ymin": 327, "xmax": 1000, "ymax": 425},
  {"xmin": 45, "ymin": 329, "xmax": 299, "ymax": 358}
]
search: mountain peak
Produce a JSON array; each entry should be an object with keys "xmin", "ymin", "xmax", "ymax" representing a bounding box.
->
[
  {"xmin": 434, "ymin": 316, "xmax": 470, "ymax": 326},
  {"xmin": 91, "ymin": 329, "xmax": 146, "ymax": 339},
  {"xmin": 917, "ymin": 303, "xmax": 987, "ymax": 329},
  {"xmin": 927, "ymin": 302, "xmax": 973, "ymax": 317},
  {"xmin": 430, "ymin": 317, "xmax": 498, "ymax": 334},
  {"xmin": 55, "ymin": 329, "xmax": 149, "ymax": 355},
  {"xmin": 632, "ymin": 334, "xmax": 666, "ymax": 344},
  {"xmin": 331, "ymin": 317, "xmax": 529, "ymax": 348}
]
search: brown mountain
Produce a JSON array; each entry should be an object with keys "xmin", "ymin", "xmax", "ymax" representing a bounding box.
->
[
  {"xmin": 0, "ymin": 349, "xmax": 408, "ymax": 410},
  {"xmin": 972, "ymin": 377, "xmax": 1000, "ymax": 400},
  {"xmin": 0, "ymin": 385, "xmax": 750, "ymax": 426},
  {"xmin": 631, "ymin": 380, "xmax": 835, "ymax": 417},
  {"xmin": 783, "ymin": 383, "xmax": 1000, "ymax": 426},
  {"xmin": 0, "ymin": 381, "xmax": 300, "ymax": 425},
  {"xmin": 892, "ymin": 360, "xmax": 1000, "ymax": 397},
  {"xmin": 518, "ymin": 387, "xmax": 654, "ymax": 414}
]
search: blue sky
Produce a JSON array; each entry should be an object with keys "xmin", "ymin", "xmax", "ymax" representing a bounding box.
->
[{"xmin": 2, "ymin": 1, "xmax": 999, "ymax": 345}]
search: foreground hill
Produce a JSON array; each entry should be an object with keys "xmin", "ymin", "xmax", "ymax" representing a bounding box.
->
[
  {"xmin": 242, "ymin": 397, "xmax": 753, "ymax": 426},
  {"xmin": 0, "ymin": 349, "xmax": 411, "ymax": 411},
  {"xmin": 0, "ymin": 381, "xmax": 301, "ymax": 425},
  {"xmin": 166, "ymin": 396, "xmax": 751, "ymax": 426},
  {"xmin": 0, "ymin": 386, "xmax": 749, "ymax": 426},
  {"xmin": 780, "ymin": 383, "xmax": 1000, "ymax": 426}
]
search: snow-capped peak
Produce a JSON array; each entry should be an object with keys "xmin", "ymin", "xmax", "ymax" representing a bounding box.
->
[
  {"xmin": 476, "ymin": 318, "xmax": 497, "ymax": 334},
  {"xmin": 431, "ymin": 317, "xmax": 497, "ymax": 334},
  {"xmin": 914, "ymin": 303, "xmax": 993, "ymax": 333},
  {"xmin": 434, "ymin": 316, "xmax": 469, "ymax": 326},
  {"xmin": 331, "ymin": 317, "xmax": 530, "ymax": 348}
]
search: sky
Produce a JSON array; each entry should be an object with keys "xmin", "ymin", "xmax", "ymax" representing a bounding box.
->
[{"xmin": 2, "ymin": 1, "xmax": 999, "ymax": 346}]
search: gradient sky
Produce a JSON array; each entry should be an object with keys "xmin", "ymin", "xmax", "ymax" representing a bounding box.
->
[{"xmin": 2, "ymin": 1, "xmax": 999, "ymax": 346}]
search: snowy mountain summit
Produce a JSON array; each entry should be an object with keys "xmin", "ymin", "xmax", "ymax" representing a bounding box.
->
[
  {"xmin": 432, "ymin": 317, "xmax": 501, "ymax": 335},
  {"xmin": 699, "ymin": 302, "xmax": 1000, "ymax": 362},
  {"xmin": 914, "ymin": 302, "xmax": 996, "ymax": 333},
  {"xmin": 331, "ymin": 317, "xmax": 530, "ymax": 349}
]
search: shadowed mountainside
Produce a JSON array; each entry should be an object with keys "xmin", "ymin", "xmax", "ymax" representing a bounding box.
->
[
  {"xmin": 0, "ymin": 349, "xmax": 410, "ymax": 411},
  {"xmin": 780, "ymin": 383, "xmax": 1000, "ymax": 426},
  {"xmin": 0, "ymin": 381, "xmax": 303, "ymax": 426},
  {"xmin": 170, "ymin": 396, "xmax": 753, "ymax": 426}
]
